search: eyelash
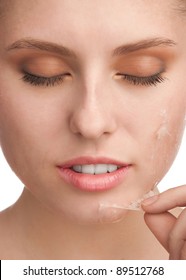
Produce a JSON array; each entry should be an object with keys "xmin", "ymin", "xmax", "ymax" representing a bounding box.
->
[
  {"xmin": 118, "ymin": 72, "xmax": 165, "ymax": 87},
  {"xmin": 22, "ymin": 72, "xmax": 67, "ymax": 87},
  {"xmin": 21, "ymin": 71, "xmax": 165, "ymax": 88}
]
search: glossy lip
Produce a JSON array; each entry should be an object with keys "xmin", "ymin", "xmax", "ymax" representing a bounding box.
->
[{"xmin": 57, "ymin": 156, "xmax": 132, "ymax": 192}]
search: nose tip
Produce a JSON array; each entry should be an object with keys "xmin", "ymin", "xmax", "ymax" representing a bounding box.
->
[{"xmin": 69, "ymin": 107, "xmax": 116, "ymax": 139}]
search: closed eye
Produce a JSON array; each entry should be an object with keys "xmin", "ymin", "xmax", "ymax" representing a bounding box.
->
[
  {"xmin": 116, "ymin": 72, "xmax": 166, "ymax": 87},
  {"xmin": 21, "ymin": 72, "xmax": 71, "ymax": 87},
  {"xmin": 22, "ymin": 71, "xmax": 166, "ymax": 88}
]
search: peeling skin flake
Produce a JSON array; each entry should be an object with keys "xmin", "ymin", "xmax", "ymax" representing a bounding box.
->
[
  {"xmin": 99, "ymin": 190, "xmax": 157, "ymax": 212},
  {"xmin": 156, "ymin": 109, "xmax": 171, "ymax": 140}
]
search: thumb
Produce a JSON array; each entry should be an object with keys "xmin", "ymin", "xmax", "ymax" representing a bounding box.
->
[{"xmin": 144, "ymin": 212, "xmax": 176, "ymax": 252}]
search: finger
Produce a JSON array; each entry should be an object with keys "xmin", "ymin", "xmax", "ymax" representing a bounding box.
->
[
  {"xmin": 142, "ymin": 185, "xmax": 186, "ymax": 213},
  {"xmin": 144, "ymin": 211, "xmax": 176, "ymax": 252},
  {"xmin": 180, "ymin": 242, "xmax": 186, "ymax": 260},
  {"xmin": 169, "ymin": 208, "xmax": 186, "ymax": 260}
]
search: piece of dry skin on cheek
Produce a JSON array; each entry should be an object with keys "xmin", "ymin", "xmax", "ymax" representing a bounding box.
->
[
  {"xmin": 150, "ymin": 109, "xmax": 170, "ymax": 178},
  {"xmin": 156, "ymin": 109, "xmax": 171, "ymax": 140},
  {"xmin": 98, "ymin": 190, "xmax": 157, "ymax": 213}
]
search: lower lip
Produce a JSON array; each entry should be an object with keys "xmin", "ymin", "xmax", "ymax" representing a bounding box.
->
[{"xmin": 57, "ymin": 166, "xmax": 131, "ymax": 191}]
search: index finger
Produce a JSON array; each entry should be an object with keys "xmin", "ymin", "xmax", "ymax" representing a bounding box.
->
[{"xmin": 141, "ymin": 185, "xmax": 186, "ymax": 213}]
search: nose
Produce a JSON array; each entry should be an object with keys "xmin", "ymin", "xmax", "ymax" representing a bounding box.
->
[{"xmin": 69, "ymin": 84, "xmax": 117, "ymax": 140}]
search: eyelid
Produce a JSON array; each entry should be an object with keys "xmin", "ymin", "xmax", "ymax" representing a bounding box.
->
[
  {"xmin": 115, "ymin": 55, "xmax": 165, "ymax": 77},
  {"xmin": 22, "ymin": 68, "xmax": 71, "ymax": 78},
  {"xmin": 116, "ymin": 69, "xmax": 164, "ymax": 78},
  {"xmin": 22, "ymin": 63, "xmax": 69, "ymax": 78}
]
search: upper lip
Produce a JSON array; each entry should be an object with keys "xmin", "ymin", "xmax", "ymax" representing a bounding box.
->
[{"xmin": 57, "ymin": 156, "xmax": 131, "ymax": 168}]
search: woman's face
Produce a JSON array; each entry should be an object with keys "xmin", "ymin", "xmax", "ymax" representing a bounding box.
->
[{"xmin": 0, "ymin": 0, "xmax": 185, "ymax": 223}]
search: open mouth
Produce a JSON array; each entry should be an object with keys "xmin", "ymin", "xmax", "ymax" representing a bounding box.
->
[
  {"xmin": 57, "ymin": 156, "xmax": 132, "ymax": 191},
  {"xmin": 70, "ymin": 163, "xmax": 122, "ymax": 175}
]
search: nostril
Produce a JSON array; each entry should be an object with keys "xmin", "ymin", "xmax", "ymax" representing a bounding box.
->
[{"xmin": 69, "ymin": 110, "xmax": 117, "ymax": 139}]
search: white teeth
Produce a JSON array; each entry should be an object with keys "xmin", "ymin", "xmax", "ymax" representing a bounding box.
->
[
  {"xmin": 72, "ymin": 165, "xmax": 82, "ymax": 173},
  {"xmin": 107, "ymin": 164, "xmax": 118, "ymax": 173},
  {"xmin": 71, "ymin": 164, "xmax": 119, "ymax": 174},
  {"xmin": 82, "ymin": 164, "xmax": 95, "ymax": 174},
  {"xmin": 94, "ymin": 164, "xmax": 108, "ymax": 174}
]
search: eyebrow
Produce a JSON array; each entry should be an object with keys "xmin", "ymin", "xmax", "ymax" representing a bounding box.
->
[
  {"xmin": 112, "ymin": 38, "xmax": 176, "ymax": 56},
  {"xmin": 6, "ymin": 37, "xmax": 176, "ymax": 58},
  {"xmin": 6, "ymin": 38, "xmax": 77, "ymax": 58}
]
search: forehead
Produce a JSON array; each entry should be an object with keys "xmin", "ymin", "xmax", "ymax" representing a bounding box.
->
[{"xmin": 0, "ymin": 0, "xmax": 183, "ymax": 53}]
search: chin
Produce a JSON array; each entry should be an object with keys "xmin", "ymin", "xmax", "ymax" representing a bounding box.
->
[{"xmin": 55, "ymin": 201, "xmax": 129, "ymax": 225}]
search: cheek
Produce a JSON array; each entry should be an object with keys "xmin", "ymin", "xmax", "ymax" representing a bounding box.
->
[
  {"xmin": 0, "ymin": 90, "xmax": 62, "ymax": 179},
  {"xmin": 147, "ymin": 106, "xmax": 185, "ymax": 181}
]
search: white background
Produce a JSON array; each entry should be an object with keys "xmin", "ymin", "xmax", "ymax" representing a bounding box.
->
[
  {"xmin": 1, "ymin": 260, "xmax": 186, "ymax": 280},
  {"xmin": 0, "ymin": 130, "xmax": 185, "ymax": 211}
]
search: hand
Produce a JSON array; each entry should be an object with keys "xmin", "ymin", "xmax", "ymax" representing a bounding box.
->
[{"xmin": 141, "ymin": 185, "xmax": 186, "ymax": 259}]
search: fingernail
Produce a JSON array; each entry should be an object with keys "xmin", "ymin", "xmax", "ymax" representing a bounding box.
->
[{"xmin": 142, "ymin": 194, "xmax": 159, "ymax": 206}]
